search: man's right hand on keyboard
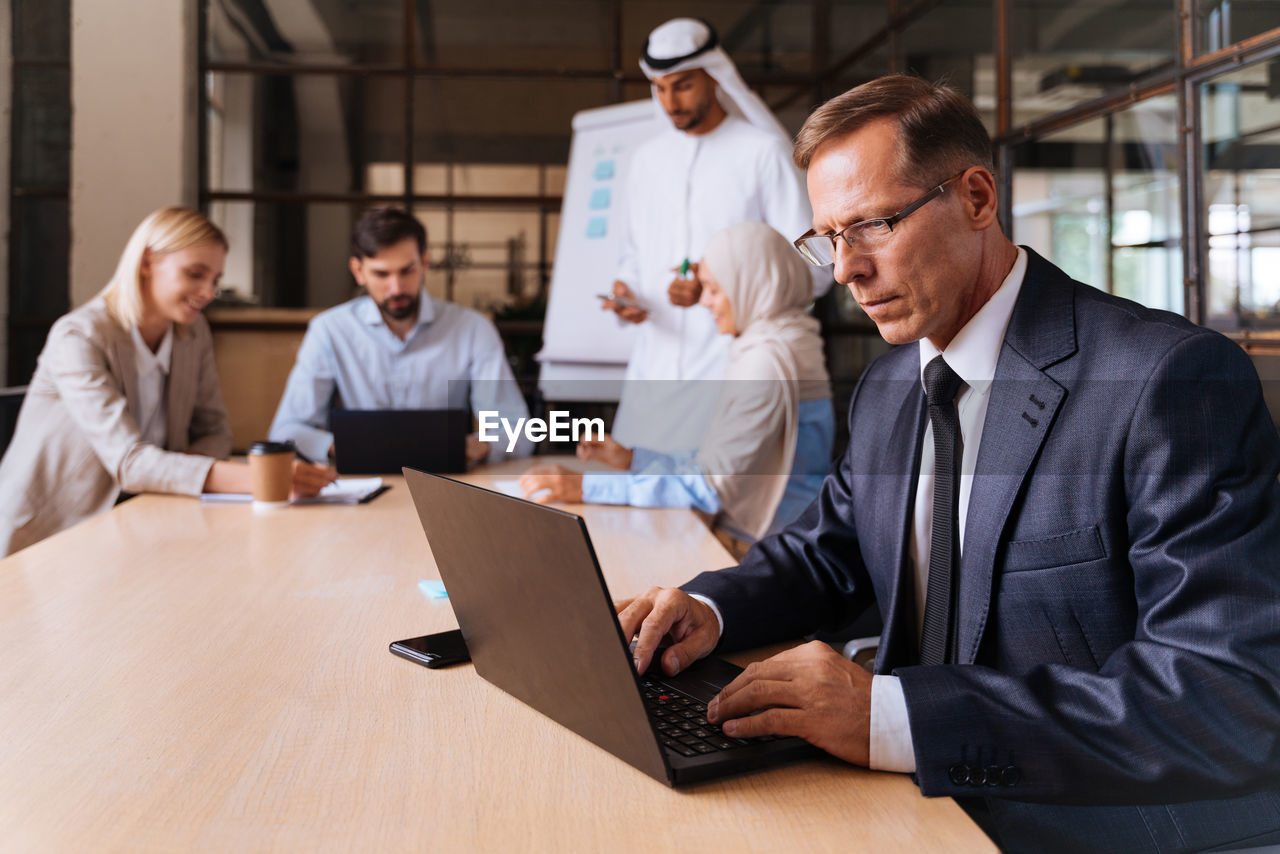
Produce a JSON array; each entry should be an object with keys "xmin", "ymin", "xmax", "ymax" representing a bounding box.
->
[{"xmin": 616, "ymin": 587, "xmax": 720, "ymax": 677}]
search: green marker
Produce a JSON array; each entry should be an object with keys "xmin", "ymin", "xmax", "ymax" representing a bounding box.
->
[{"xmin": 678, "ymin": 258, "xmax": 691, "ymax": 277}]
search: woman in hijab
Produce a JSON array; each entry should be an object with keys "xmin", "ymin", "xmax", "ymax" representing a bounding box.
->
[
  {"xmin": 0, "ymin": 206, "xmax": 335, "ymax": 556},
  {"xmin": 521, "ymin": 222, "xmax": 834, "ymax": 550}
]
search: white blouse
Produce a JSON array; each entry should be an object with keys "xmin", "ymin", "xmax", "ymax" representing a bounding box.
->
[{"xmin": 130, "ymin": 323, "xmax": 173, "ymax": 449}]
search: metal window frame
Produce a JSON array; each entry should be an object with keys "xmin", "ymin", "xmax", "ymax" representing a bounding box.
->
[
  {"xmin": 196, "ymin": 0, "xmax": 633, "ymax": 305},
  {"xmin": 986, "ymin": 6, "xmax": 1280, "ymax": 327},
  {"xmin": 194, "ymin": 0, "xmax": 1280, "ymax": 326}
]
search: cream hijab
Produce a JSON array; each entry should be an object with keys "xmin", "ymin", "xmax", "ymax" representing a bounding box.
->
[{"xmin": 694, "ymin": 222, "xmax": 831, "ymax": 539}]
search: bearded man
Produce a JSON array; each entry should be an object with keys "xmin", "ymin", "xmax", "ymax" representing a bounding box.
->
[{"xmin": 270, "ymin": 206, "xmax": 531, "ymax": 463}]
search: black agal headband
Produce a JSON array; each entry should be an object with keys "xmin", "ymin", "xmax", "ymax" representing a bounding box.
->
[{"xmin": 641, "ymin": 20, "xmax": 720, "ymax": 71}]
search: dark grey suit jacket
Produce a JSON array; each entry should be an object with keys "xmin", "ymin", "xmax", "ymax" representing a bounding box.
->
[{"xmin": 684, "ymin": 249, "xmax": 1280, "ymax": 853}]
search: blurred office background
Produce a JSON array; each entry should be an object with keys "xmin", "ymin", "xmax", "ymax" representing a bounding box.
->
[{"xmin": 3, "ymin": 0, "xmax": 1279, "ymax": 451}]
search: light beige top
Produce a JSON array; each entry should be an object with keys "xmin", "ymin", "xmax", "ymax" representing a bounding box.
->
[
  {"xmin": 0, "ymin": 465, "xmax": 994, "ymax": 852},
  {"xmin": 697, "ymin": 222, "xmax": 831, "ymax": 539},
  {"xmin": 0, "ymin": 298, "xmax": 232, "ymax": 555}
]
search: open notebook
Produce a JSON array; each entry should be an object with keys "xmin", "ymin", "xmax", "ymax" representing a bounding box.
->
[{"xmin": 200, "ymin": 477, "xmax": 385, "ymax": 504}]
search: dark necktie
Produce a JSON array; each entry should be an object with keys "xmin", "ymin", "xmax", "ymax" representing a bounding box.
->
[{"xmin": 920, "ymin": 356, "xmax": 965, "ymax": 666}]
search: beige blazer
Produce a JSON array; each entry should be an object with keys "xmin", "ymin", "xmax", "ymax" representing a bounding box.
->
[{"xmin": 0, "ymin": 298, "xmax": 233, "ymax": 556}]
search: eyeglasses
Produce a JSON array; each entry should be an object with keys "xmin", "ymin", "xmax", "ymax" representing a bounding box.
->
[{"xmin": 792, "ymin": 171, "xmax": 966, "ymax": 266}]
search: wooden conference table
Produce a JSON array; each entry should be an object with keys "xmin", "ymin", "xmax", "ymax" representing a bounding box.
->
[{"xmin": 0, "ymin": 462, "xmax": 994, "ymax": 852}]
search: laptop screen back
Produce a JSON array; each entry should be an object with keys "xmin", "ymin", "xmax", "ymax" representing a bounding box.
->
[
  {"xmin": 331, "ymin": 409, "xmax": 469, "ymax": 475},
  {"xmin": 402, "ymin": 468, "xmax": 670, "ymax": 783}
]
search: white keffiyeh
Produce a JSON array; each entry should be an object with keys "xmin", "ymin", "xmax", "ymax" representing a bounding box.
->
[{"xmin": 639, "ymin": 17, "xmax": 791, "ymax": 144}]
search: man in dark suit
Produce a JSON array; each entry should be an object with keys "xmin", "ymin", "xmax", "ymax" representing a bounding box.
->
[{"xmin": 620, "ymin": 75, "xmax": 1280, "ymax": 853}]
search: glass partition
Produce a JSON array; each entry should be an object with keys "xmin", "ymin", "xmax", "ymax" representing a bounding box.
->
[
  {"xmin": 205, "ymin": 201, "xmax": 364, "ymax": 307},
  {"xmin": 1011, "ymin": 95, "xmax": 1182, "ymax": 312},
  {"xmin": 207, "ymin": 74, "xmax": 407, "ymax": 196},
  {"xmin": 412, "ymin": 77, "xmax": 610, "ymax": 165},
  {"xmin": 1011, "ymin": 0, "xmax": 1175, "ymax": 125},
  {"xmin": 205, "ymin": 0, "xmax": 405, "ymax": 66},
  {"xmin": 900, "ymin": 0, "xmax": 994, "ymax": 109},
  {"xmin": 1196, "ymin": 0, "xmax": 1280, "ymax": 55},
  {"xmin": 422, "ymin": 0, "xmax": 612, "ymax": 71},
  {"xmin": 1202, "ymin": 61, "xmax": 1280, "ymax": 329},
  {"xmin": 191, "ymin": 0, "xmax": 1280, "ymax": 335}
]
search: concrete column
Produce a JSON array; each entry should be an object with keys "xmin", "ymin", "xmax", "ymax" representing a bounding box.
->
[
  {"xmin": 70, "ymin": 0, "xmax": 198, "ymax": 306},
  {"xmin": 0, "ymin": 0, "xmax": 11, "ymax": 383}
]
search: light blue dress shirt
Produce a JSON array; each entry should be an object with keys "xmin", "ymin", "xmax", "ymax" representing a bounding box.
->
[
  {"xmin": 269, "ymin": 290, "xmax": 531, "ymax": 463},
  {"xmin": 580, "ymin": 398, "xmax": 836, "ymax": 540}
]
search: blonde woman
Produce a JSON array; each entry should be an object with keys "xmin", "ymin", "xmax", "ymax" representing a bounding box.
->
[
  {"xmin": 0, "ymin": 206, "xmax": 334, "ymax": 556},
  {"xmin": 521, "ymin": 222, "xmax": 835, "ymax": 550}
]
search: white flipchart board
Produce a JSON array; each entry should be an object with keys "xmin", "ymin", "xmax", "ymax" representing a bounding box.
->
[{"xmin": 537, "ymin": 100, "xmax": 663, "ymax": 402}]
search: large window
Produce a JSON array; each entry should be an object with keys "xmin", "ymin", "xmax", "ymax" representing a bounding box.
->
[
  {"xmin": 1202, "ymin": 62, "xmax": 1280, "ymax": 329},
  {"xmin": 201, "ymin": 0, "xmax": 601, "ymax": 316},
  {"xmin": 194, "ymin": 0, "xmax": 1280, "ymax": 436},
  {"xmin": 199, "ymin": 0, "xmax": 845, "ymax": 316},
  {"xmin": 992, "ymin": 0, "xmax": 1279, "ymax": 327},
  {"xmin": 1011, "ymin": 97, "xmax": 1183, "ymax": 314},
  {"xmin": 198, "ymin": 0, "xmax": 856, "ymax": 403},
  {"xmin": 4, "ymin": 4, "xmax": 1275, "ymax": 401}
]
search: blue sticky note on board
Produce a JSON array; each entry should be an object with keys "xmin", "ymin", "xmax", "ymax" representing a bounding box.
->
[
  {"xmin": 593, "ymin": 160, "xmax": 615, "ymax": 180},
  {"xmin": 418, "ymin": 579, "xmax": 448, "ymax": 599},
  {"xmin": 589, "ymin": 188, "xmax": 611, "ymax": 210},
  {"xmin": 586, "ymin": 217, "xmax": 607, "ymax": 239}
]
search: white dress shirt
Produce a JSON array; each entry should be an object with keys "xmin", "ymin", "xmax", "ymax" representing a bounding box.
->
[
  {"xmin": 130, "ymin": 324, "xmax": 174, "ymax": 449},
  {"xmin": 869, "ymin": 247, "xmax": 1028, "ymax": 772},
  {"xmin": 269, "ymin": 290, "xmax": 531, "ymax": 463}
]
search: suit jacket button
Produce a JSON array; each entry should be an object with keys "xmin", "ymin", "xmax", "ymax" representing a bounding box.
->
[
  {"xmin": 1001, "ymin": 765, "xmax": 1021, "ymax": 786},
  {"xmin": 984, "ymin": 765, "xmax": 1002, "ymax": 786},
  {"xmin": 968, "ymin": 766, "xmax": 988, "ymax": 786},
  {"xmin": 949, "ymin": 764, "xmax": 970, "ymax": 786}
]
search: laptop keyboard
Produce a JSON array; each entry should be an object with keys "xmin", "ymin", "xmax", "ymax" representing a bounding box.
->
[{"xmin": 641, "ymin": 678, "xmax": 778, "ymax": 757}]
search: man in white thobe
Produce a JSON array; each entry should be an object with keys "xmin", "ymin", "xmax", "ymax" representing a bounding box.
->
[{"xmin": 603, "ymin": 18, "xmax": 831, "ymax": 453}]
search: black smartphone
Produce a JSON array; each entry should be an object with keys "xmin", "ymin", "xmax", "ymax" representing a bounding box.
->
[
  {"xmin": 389, "ymin": 629, "xmax": 471, "ymax": 669},
  {"xmin": 596, "ymin": 293, "xmax": 643, "ymax": 311}
]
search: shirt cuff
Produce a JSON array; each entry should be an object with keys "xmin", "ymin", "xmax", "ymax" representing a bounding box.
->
[
  {"xmin": 630, "ymin": 447, "xmax": 663, "ymax": 471},
  {"xmin": 869, "ymin": 674, "xmax": 917, "ymax": 773},
  {"xmin": 687, "ymin": 594, "xmax": 724, "ymax": 641},
  {"xmin": 581, "ymin": 471, "xmax": 630, "ymax": 505}
]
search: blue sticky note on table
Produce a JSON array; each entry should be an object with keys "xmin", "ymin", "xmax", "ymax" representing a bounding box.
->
[
  {"xmin": 593, "ymin": 160, "xmax": 615, "ymax": 180},
  {"xmin": 418, "ymin": 579, "xmax": 448, "ymax": 599},
  {"xmin": 586, "ymin": 217, "xmax": 607, "ymax": 239},
  {"xmin": 589, "ymin": 188, "xmax": 611, "ymax": 210}
]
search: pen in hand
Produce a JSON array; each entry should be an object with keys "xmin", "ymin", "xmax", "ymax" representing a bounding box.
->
[
  {"xmin": 292, "ymin": 448, "xmax": 339, "ymax": 492},
  {"xmin": 668, "ymin": 258, "xmax": 700, "ymax": 307}
]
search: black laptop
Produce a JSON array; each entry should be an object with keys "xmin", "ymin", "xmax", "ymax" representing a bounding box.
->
[
  {"xmin": 400, "ymin": 468, "xmax": 821, "ymax": 785},
  {"xmin": 330, "ymin": 409, "xmax": 469, "ymax": 475}
]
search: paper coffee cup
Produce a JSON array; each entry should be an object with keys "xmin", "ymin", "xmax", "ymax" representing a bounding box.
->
[{"xmin": 248, "ymin": 440, "xmax": 294, "ymax": 508}]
